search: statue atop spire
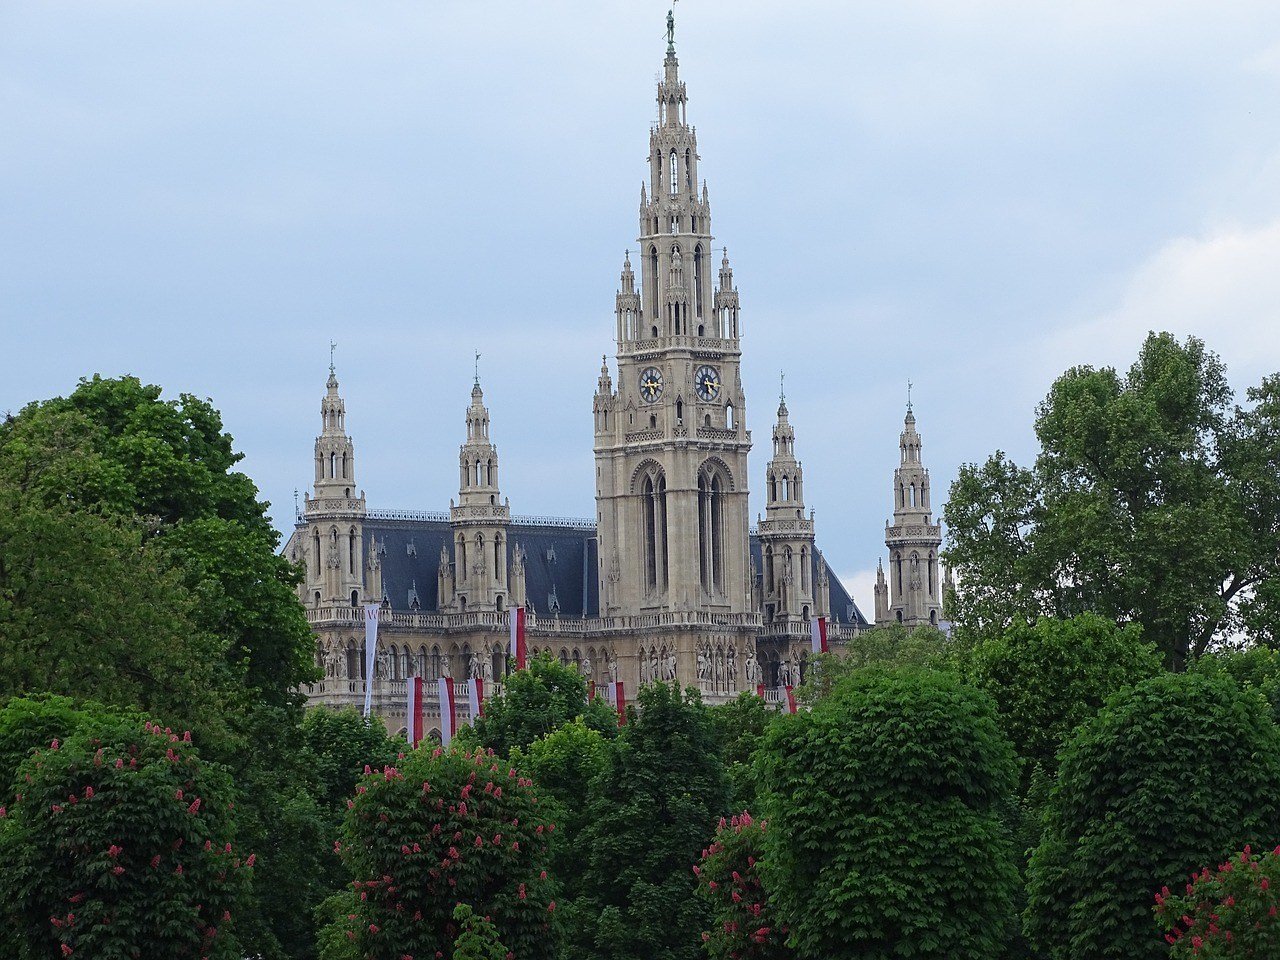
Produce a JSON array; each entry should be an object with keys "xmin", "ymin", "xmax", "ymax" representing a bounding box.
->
[{"xmin": 666, "ymin": 3, "xmax": 677, "ymax": 55}]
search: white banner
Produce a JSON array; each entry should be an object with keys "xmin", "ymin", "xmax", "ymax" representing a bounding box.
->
[{"xmin": 362, "ymin": 603, "xmax": 380, "ymax": 717}]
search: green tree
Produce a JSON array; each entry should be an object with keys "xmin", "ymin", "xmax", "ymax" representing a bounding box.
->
[
  {"xmin": 0, "ymin": 714, "xmax": 252, "ymax": 959},
  {"xmin": 943, "ymin": 334, "xmax": 1280, "ymax": 665},
  {"xmin": 579, "ymin": 682, "xmax": 729, "ymax": 960},
  {"xmin": 0, "ymin": 376, "xmax": 327, "ymax": 959},
  {"xmin": 707, "ymin": 693, "xmax": 774, "ymax": 810},
  {"xmin": 1025, "ymin": 672, "xmax": 1280, "ymax": 959},
  {"xmin": 299, "ymin": 707, "xmax": 402, "ymax": 817},
  {"xmin": 964, "ymin": 614, "xmax": 1162, "ymax": 788},
  {"xmin": 452, "ymin": 903, "xmax": 511, "ymax": 960},
  {"xmin": 1190, "ymin": 644, "xmax": 1280, "ymax": 724},
  {"xmin": 757, "ymin": 668, "xmax": 1020, "ymax": 960},
  {"xmin": 332, "ymin": 747, "xmax": 558, "ymax": 960},
  {"xmin": 473, "ymin": 654, "xmax": 617, "ymax": 756}
]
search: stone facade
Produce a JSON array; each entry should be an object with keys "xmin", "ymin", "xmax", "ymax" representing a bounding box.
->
[{"xmin": 286, "ymin": 20, "xmax": 897, "ymax": 738}]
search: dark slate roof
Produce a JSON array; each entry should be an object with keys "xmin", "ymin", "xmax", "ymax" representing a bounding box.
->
[
  {"xmin": 365, "ymin": 518, "xmax": 598, "ymax": 618},
  {"xmin": 363, "ymin": 514, "xmax": 865, "ymax": 625}
]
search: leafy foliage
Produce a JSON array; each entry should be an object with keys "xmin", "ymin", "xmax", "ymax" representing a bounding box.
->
[
  {"xmin": 1157, "ymin": 844, "xmax": 1280, "ymax": 957},
  {"xmin": 707, "ymin": 693, "xmax": 775, "ymax": 810},
  {"xmin": 452, "ymin": 902, "xmax": 511, "ymax": 960},
  {"xmin": 943, "ymin": 333, "xmax": 1280, "ymax": 664},
  {"xmin": 757, "ymin": 668, "xmax": 1020, "ymax": 960},
  {"xmin": 472, "ymin": 654, "xmax": 617, "ymax": 757},
  {"xmin": 964, "ymin": 614, "xmax": 1162, "ymax": 787},
  {"xmin": 696, "ymin": 812, "xmax": 790, "ymax": 960},
  {"xmin": 0, "ymin": 715, "xmax": 251, "ymax": 959},
  {"xmin": 579, "ymin": 682, "xmax": 729, "ymax": 960},
  {"xmin": 332, "ymin": 747, "xmax": 558, "ymax": 960},
  {"xmin": 1025, "ymin": 672, "xmax": 1280, "ymax": 959}
]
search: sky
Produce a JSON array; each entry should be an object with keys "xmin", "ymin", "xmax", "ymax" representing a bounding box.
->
[{"xmin": 4, "ymin": 1, "xmax": 1280, "ymax": 617}]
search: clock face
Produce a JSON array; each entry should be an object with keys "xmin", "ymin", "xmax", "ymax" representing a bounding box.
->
[
  {"xmin": 639, "ymin": 367, "xmax": 664, "ymax": 403},
  {"xmin": 695, "ymin": 365, "xmax": 721, "ymax": 402}
]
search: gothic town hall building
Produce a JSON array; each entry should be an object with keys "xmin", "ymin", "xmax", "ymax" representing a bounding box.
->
[{"xmin": 285, "ymin": 23, "xmax": 945, "ymax": 737}]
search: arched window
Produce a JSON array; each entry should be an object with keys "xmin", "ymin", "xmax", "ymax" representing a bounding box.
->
[
  {"xmin": 341, "ymin": 451, "xmax": 348, "ymax": 479},
  {"xmin": 457, "ymin": 536, "xmax": 467, "ymax": 583},
  {"xmin": 670, "ymin": 150, "xmax": 678, "ymax": 194},
  {"xmin": 314, "ymin": 591, "xmax": 321, "ymax": 606},
  {"xmin": 649, "ymin": 246, "xmax": 659, "ymax": 316},
  {"xmin": 641, "ymin": 469, "xmax": 668, "ymax": 593},
  {"xmin": 350, "ymin": 589, "xmax": 358, "ymax": 608},
  {"xmin": 649, "ymin": 414, "xmax": 657, "ymax": 429},
  {"xmin": 765, "ymin": 545, "xmax": 775, "ymax": 594},
  {"xmin": 801, "ymin": 547, "xmax": 809, "ymax": 591},
  {"xmin": 348, "ymin": 529, "xmax": 357, "ymax": 574},
  {"xmin": 694, "ymin": 246, "xmax": 703, "ymax": 317},
  {"xmin": 313, "ymin": 530, "xmax": 321, "ymax": 576},
  {"xmin": 726, "ymin": 403, "xmax": 735, "ymax": 430},
  {"xmin": 329, "ymin": 452, "xmax": 336, "ymax": 478},
  {"xmin": 486, "ymin": 458, "xmax": 493, "ymax": 486},
  {"xmin": 685, "ymin": 148, "xmax": 693, "ymax": 190},
  {"xmin": 346, "ymin": 640, "xmax": 357, "ymax": 680},
  {"xmin": 389, "ymin": 645, "xmax": 399, "ymax": 680},
  {"xmin": 676, "ymin": 399, "xmax": 683, "ymax": 423}
]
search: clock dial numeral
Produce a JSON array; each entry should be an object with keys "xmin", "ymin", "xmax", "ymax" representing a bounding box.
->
[
  {"xmin": 639, "ymin": 367, "xmax": 664, "ymax": 403},
  {"xmin": 695, "ymin": 365, "xmax": 721, "ymax": 402}
]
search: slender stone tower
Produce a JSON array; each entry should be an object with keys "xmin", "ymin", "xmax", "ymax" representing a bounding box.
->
[
  {"xmin": 446, "ymin": 373, "xmax": 512, "ymax": 613},
  {"xmin": 879, "ymin": 400, "xmax": 943, "ymax": 628},
  {"xmin": 757, "ymin": 381, "xmax": 818, "ymax": 625},
  {"xmin": 594, "ymin": 13, "xmax": 752, "ymax": 619},
  {"xmin": 301, "ymin": 356, "xmax": 367, "ymax": 607}
]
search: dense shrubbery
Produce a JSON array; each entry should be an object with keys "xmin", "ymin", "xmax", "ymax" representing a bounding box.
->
[
  {"xmin": 1026, "ymin": 672, "xmax": 1280, "ymax": 959},
  {"xmin": 758, "ymin": 668, "xmax": 1020, "ymax": 960},
  {"xmin": 0, "ymin": 715, "xmax": 251, "ymax": 959}
]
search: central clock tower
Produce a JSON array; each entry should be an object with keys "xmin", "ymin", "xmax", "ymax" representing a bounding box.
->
[{"xmin": 594, "ymin": 27, "xmax": 753, "ymax": 623}]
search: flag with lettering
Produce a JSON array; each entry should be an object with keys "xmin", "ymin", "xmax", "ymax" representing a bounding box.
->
[
  {"xmin": 362, "ymin": 603, "xmax": 380, "ymax": 717},
  {"xmin": 438, "ymin": 676, "xmax": 456, "ymax": 746},
  {"xmin": 810, "ymin": 616, "xmax": 829, "ymax": 654},
  {"xmin": 406, "ymin": 676, "xmax": 424, "ymax": 747},
  {"xmin": 509, "ymin": 606, "xmax": 527, "ymax": 670}
]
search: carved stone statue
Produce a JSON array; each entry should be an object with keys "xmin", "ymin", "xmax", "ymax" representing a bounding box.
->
[
  {"xmin": 480, "ymin": 653, "xmax": 493, "ymax": 683},
  {"xmin": 726, "ymin": 646, "xmax": 737, "ymax": 686},
  {"xmin": 609, "ymin": 656, "xmax": 619, "ymax": 683},
  {"xmin": 665, "ymin": 653, "xmax": 678, "ymax": 682},
  {"xmin": 468, "ymin": 653, "xmax": 481, "ymax": 680},
  {"xmin": 696, "ymin": 649, "xmax": 709, "ymax": 680},
  {"xmin": 779, "ymin": 659, "xmax": 793, "ymax": 687},
  {"xmin": 581, "ymin": 656, "xmax": 592, "ymax": 680},
  {"xmin": 650, "ymin": 651, "xmax": 660, "ymax": 683},
  {"xmin": 375, "ymin": 648, "xmax": 389, "ymax": 680},
  {"xmin": 744, "ymin": 653, "xmax": 759, "ymax": 686}
]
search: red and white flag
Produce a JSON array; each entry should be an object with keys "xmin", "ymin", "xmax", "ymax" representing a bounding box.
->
[
  {"xmin": 810, "ymin": 616, "xmax": 829, "ymax": 654},
  {"xmin": 509, "ymin": 607, "xmax": 527, "ymax": 670},
  {"xmin": 468, "ymin": 677, "xmax": 485, "ymax": 721},
  {"xmin": 785, "ymin": 685, "xmax": 798, "ymax": 714},
  {"xmin": 755, "ymin": 683, "xmax": 765, "ymax": 699},
  {"xmin": 438, "ymin": 676, "xmax": 457, "ymax": 746},
  {"xmin": 406, "ymin": 676, "xmax": 424, "ymax": 747},
  {"xmin": 362, "ymin": 604, "xmax": 380, "ymax": 717}
]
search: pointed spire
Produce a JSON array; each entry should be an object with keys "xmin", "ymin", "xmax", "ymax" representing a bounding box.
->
[
  {"xmin": 778, "ymin": 370, "xmax": 788, "ymax": 417},
  {"xmin": 327, "ymin": 340, "xmax": 339, "ymax": 393}
]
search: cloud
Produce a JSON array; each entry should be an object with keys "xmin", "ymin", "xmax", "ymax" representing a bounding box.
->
[{"xmin": 1046, "ymin": 218, "xmax": 1280, "ymax": 384}]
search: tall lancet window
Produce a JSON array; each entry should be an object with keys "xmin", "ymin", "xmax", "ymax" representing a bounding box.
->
[
  {"xmin": 694, "ymin": 246, "xmax": 703, "ymax": 318},
  {"xmin": 641, "ymin": 469, "xmax": 668, "ymax": 594},
  {"xmin": 670, "ymin": 150, "xmax": 678, "ymax": 194},
  {"xmin": 698, "ymin": 465, "xmax": 726, "ymax": 594}
]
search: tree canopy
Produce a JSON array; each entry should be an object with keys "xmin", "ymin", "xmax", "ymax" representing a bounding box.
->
[{"xmin": 944, "ymin": 333, "xmax": 1280, "ymax": 665}]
